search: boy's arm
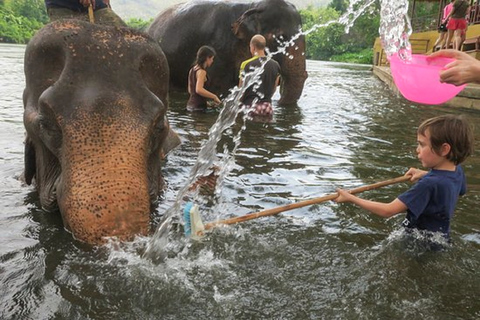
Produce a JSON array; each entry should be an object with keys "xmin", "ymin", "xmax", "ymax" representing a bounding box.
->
[{"xmin": 335, "ymin": 189, "xmax": 407, "ymax": 218}]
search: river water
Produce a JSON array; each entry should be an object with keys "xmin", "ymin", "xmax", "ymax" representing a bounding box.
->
[{"xmin": 1, "ymin": 42, "xmax": 480, "ymax": 319}]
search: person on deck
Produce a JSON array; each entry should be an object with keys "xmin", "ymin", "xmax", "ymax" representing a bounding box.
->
[
  {"xmin": 335, "ymin": 114, "xmax": 474, "ymax": 246},
  {"xmin": 186, "ymin": 45, "xmax": 222, "ymax": 112},
  {"xmin": 238, "ymin": 34, "xmax": 281, "ymax": 118},
  {"xmin": 444, "ymin": 0, "xmax": 470, "ymax": 51},
  {"xmin": 44, "ymin": 0, "xmax": 126, "ymax": 27},
  {"xmin": 433, "ymin": 0, "xmax": 454, "ymax": 51}
]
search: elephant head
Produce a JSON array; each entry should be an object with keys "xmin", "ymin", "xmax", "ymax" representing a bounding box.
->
[
  {"xmin": 232, "ymin": 0, "xmax": 308, "ymax": 105},
  {"xmin": 23, "ymin": 20, "xmax": 180, "ymax": 245}
]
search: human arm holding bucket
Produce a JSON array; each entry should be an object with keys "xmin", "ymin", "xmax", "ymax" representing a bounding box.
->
[{"xmin": 430, "ymin": 49, "xmax": 480, "ymax": 85}]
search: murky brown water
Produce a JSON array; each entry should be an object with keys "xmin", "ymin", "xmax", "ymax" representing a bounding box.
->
[{"xmin": 1, "ymin": 43, "xmax": 480, "ymax": 319}]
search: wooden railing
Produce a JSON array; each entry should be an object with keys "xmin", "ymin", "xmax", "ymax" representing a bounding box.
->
[
  {"xmin": 411, "ymin": 4, "xmax": 480, "ymax": 32},
  {"xmin": 411, "ymin": 14, "xmax": 439, "ymax": 33},
  {"xmin": 410, "ymin": 38, "xmax": 431, "ymax": 53},
  {"xmin": 470, "ymin": 5, "xmax": 480, "ymax": 25},
  {"xmin": 374, "ymin": 38, "xmax": 430, "ymax": 67}
]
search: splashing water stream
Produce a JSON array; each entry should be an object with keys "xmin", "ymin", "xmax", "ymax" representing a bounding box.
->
[
  {"xmin": 379, "ymin": 0, "xmax": 412, "ymax": 60},
  {"xmin": 144, "ymin": 0, "xmax": 414, "ymax": 261}
]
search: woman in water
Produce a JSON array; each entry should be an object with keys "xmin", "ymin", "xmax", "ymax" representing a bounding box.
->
[{"xmin": 186, "ymin": 45, "xmax": 221, "ymax": 112}]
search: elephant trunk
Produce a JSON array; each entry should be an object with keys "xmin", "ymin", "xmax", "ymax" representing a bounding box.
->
[
  {"xmin": 57, "ymin": 118, "xmax": 151, "ymax": 244},
  {"xmin": 279, "ymin": 35, "xmax": 308, "ymax": 105}
]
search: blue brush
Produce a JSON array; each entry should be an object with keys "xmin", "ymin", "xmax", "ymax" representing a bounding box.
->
[
  {"xmin": 183, "ymin": 202, "xmax": 193, "ymax": 237},
  {"xmin": 183, "ymin": 202, "xmax": 205, "ymax": 238}
]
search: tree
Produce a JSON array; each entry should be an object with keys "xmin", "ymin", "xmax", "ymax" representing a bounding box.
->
[
  {"xmin": 328, "ymin": 0, "xmax": 349, "ymax": 14},
  {"xmin": 300, "ymin": 6, "xmax": 344, "ymax": 60},
  {"xmin": 0, "ymin": 0, "xmax": 47, "ymax": 43},
  {"xmin": 299, "ymin": 1, "xmax": 380, "ymax": 63},
  {"xmin": 10, "ymin": 0, "xmax": 48, "ymax": 23}
]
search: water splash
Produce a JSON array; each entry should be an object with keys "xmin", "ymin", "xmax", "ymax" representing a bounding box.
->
[
  {"xmin": 273, "ymin": 0, "xmax": 412, "ymax": 62},
  {"xmin": 143, "ymin": 66, "xmax": 268, "ymax": 260},
  {"xmin": 379, "ymin": 0, "xmax": 412, "ymax": 60}
]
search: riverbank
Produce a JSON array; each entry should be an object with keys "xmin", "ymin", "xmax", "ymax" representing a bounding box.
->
[{"xmin": 373, "ymin": 65, "xmax": 480, "ymax": 111}]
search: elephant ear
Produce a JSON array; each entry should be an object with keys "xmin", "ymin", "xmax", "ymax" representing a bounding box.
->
[
  {"xmin": 232, "ymin": 7, "xmax": 264, "ymax": 40},
  {"xmin": 24, "ymin": 135, "xmax": 36, "ymax": 185}
]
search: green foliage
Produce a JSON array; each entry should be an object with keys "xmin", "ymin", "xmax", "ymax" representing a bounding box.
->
[
  {"xmin": 0, "ymin": 0, "xmax": 47, "ymax": 43},
  {"xmin": 300, "ymin": 6, "xmax": 342, "ymax": 60},
  {"xmin": 300, "ymin": 1, "xmax": 380, "ymax": 62},
  {"xmin": 328, "ymin": 0, "xmax": 349, "ymax": 14},
  {"xmin": 330, "ymin": 47, "xmax": 373, "ymax": 64},
  {"xmin": 9, "ymin": 0, "xmax": 48, "ymax": 23},
  {"xmin": 125, "ymin": 18, "xmax": 153, "ymax": 31},
  {"xmin": 408, "ymin": 0, "xmax": 440, "ymax": 31}
]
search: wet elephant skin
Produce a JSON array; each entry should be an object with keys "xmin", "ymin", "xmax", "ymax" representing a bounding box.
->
[
  {"xmin": 23, "ymin": 20, "xmax": 180, "ymax": 245},
  {"xmin": 147, "ymin": 0, "xmax": 308, "ymax": 105}
]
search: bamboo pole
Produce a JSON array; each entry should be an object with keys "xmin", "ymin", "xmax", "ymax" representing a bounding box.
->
[{"xmin": 203, "ymin": 175, "xmax": 411, "ymax": 230}]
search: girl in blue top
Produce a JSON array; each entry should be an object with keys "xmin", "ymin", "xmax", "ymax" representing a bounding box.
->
[{"xmin": 336, "ymin": 114, "xmax": 474, "ymax": 239}]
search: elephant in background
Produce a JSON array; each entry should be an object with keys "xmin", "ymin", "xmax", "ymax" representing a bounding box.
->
[
  {"xmin": 23, "ymin": 20, "xmax": 180, "ymax": 245},
  {"xmin": 147, "ymin": 0, "xmax": 308, "ymax": 105}
]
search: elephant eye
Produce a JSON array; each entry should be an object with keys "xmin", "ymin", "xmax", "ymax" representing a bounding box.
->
[
  {"xmin": 39, "ymin": 115, "xmax": 57, "ymax": 132},
  {"xmin": 38, "ymin": 115, "xmax": 62, "ymax": 152},
  {"xmin": 148, "ymin": 116, "xmax": 166, "ymax": 150},
  {"xmin": 153, "ymin": 114, "xmax": 166, "ymax": 132}
]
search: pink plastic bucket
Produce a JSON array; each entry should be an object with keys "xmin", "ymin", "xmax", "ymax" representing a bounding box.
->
[{"xmin": 389, "ymin": 53, "xmax": 466, "ymax": 105}]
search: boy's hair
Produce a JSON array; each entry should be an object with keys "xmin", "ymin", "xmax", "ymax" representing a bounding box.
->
[{"xmin": 418, "ymin": 114, "xmax": 474, "ymax": 165}]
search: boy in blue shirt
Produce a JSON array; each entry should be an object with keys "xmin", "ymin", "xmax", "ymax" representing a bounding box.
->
[{"xmin": 336, "ymin": 114, "xmax": 474, "ymax": 239}]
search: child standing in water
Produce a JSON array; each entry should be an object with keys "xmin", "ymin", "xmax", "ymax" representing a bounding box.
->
[
  {"xmin": 336, "ymin": 114, "xmax": 474, "ymax": 240},
  {"xmin": 186, "ymin": 46, "xmax": 221, "ymax": 112}
]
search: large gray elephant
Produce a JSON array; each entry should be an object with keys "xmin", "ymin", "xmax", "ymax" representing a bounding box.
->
[
  {"xmin": 147, "ymin": 0, "xmax": 308, "ymax": 105},
  {"xmin": 23, "ymin": 20, "xmax": 181, "ymax": 245}
]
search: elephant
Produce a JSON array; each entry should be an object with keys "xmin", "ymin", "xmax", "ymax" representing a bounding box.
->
[
  {"xmin": 23, "ymin": 20, "xmax": 181, "ymax": 245},
  {"xmin": 147, "ymin": 0, "xmax": 308, "ymax": 105}
]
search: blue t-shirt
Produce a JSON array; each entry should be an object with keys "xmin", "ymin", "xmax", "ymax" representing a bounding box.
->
[
  {"xmin": 398, "ymin": 166, "xmax": 466, "ymax": 237},
  {"xmin": 45, "ymin": 0, "xmax": 108, "ymax": 12}
]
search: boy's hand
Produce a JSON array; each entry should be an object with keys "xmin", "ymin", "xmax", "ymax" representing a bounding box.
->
[
  {"xmin": 405, "ymin": 167, "xmax": 427, "ymax": 182},
  {"xmin": 335, "ymin": 188, "xmax": 353, "ymax": 203}
]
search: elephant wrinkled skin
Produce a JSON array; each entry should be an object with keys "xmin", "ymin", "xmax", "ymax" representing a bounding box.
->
[
  {"xmin": 23, "ymin": 20, "xmax": 180, "ymax": 245},
  {"xmin": 147, "ymin": 0, "xmax": 308, "ymax": 105}
]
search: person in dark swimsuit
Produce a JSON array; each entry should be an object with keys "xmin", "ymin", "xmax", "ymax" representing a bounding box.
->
[{"xmin": 187, "ymin": 46, "xmax": 221, "ymax": 112}]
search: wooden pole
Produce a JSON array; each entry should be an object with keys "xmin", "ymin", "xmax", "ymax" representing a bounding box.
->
[{"xmin": 203, "ymin": 175, "xmax": 411, "ymax": 230}]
